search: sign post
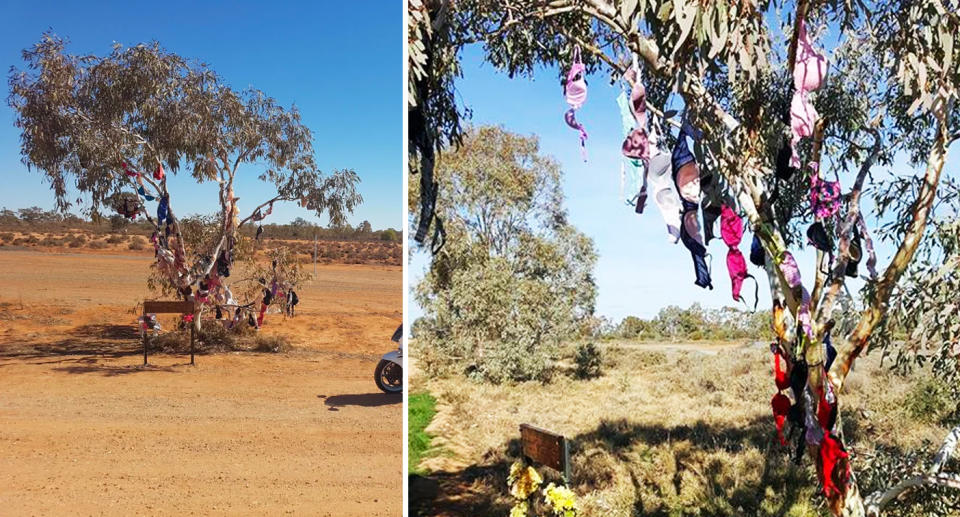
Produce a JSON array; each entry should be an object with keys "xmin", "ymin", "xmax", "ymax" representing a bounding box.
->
[
  {"xmin": 142, "ymin": 300, "xmax": 196, "ymax": 366},
  {"xmin": 519, "ymin": 423, "xmax": 571, "ymax": 483}
]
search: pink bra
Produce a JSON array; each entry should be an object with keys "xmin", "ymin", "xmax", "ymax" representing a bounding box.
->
[
  {"xmin": 790, "ymin": 20, "xmax": 827, "ymax": 168},
  {"xmin": 794, "ymin": 21, "xmax": 827, "ymax": 92},
  {"xmin": 720, "ymin": 205, "xmax": 757, "ymax": 308},
  {"xmin": 563, "ymin": 46, "xmax": 588, "ymax": 160}
]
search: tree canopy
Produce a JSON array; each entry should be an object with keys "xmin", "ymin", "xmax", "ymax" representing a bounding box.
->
[
  {"xmin": 9, "ymin": 33, "xmax": 362, "ymax": 325},
  {"xmin": 414, "ymin": 125, "xmax": 597, "ymax": 383}
]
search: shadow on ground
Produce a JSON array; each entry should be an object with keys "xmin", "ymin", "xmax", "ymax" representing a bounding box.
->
[
  {"xmin": 0, "ymin": 324, "xmax": 142, "ymax": 364},
  {"xmin": 320, "ymin": 392, "xmax": 402, "ymax": 410},
  {"xmin": 51, "ymin": 363, "xmax": 186, "ymax": 376},
  {"xmin": 408, "ymin": 414, "xmax": 888, "ymax": 517}
]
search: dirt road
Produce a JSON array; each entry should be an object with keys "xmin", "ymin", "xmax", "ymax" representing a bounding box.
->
[{"xmin": 0, "ymin": 249, "xmax": 402, "ymax": 516}]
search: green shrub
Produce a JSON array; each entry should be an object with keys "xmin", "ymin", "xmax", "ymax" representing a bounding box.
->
[
  {"xmin": 904, "ymin": 377, "xmax": 957, "ymax": 423},
  {"xmin": 380, "ymin": 228, "xmax": 399, "ymax": 242},
  {"xmin": 574, "ymin": 342, "xmax": 603, "ymax": 379}
]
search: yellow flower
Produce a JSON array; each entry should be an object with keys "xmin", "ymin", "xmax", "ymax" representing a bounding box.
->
[
  {"xmin": 509, "ymin": 501, "xmax": 528, "ymax": 517},
  {"xmin": 543, "ymin": 482, "xmax": 577, "ymax": 516},
  {"xmin": 507, "ymin": 461, "xmax": 542, "ymax": 500}
]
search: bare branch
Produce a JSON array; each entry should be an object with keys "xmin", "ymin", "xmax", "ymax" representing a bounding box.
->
[
  {"xmin": 930, "ymin": 424, "xmax": 960, "ymax": 476},
  {"xmin": 238, "ymin": 195, "xmax": 287, "ymax": 229},
  {"xmin": 865, "ymin": 474, "xmax": 960, "ymax": 516}
]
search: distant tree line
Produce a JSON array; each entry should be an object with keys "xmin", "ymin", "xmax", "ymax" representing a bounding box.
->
[
  {"xmin": 610, "ymin": 304, "xmax": 773, "ymax": 342},
  {"xmin": 0, "ymin": 207, "xmax": 400, "ymax": 243}
]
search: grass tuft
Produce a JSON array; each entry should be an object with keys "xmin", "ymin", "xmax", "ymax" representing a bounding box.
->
[{"xmin": 409, "ymin": 391, "xmax": 438, "ymax": 475}]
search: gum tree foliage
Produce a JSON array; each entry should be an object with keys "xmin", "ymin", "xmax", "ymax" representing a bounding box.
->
[
  {"xmin": 413, "ymin": 125, "xmax": 597, "ymax": 383},
  {"xmin": 9, "ymin": 34, "xmax": 361, "ymax": 324},
  {"xmin": 409, "ymin": 0, "xmax": 960, "ymax": 514}
]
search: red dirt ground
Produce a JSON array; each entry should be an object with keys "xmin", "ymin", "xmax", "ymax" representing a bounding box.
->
[{"xmin": 0, "ymin": 248, "xmax": 401, "ymax": 516}]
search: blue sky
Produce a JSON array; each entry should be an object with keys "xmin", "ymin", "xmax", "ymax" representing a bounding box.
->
[
  {"xmin": 0, "ymin": 1, "xmax": 401, "ymax": 230},
  {"xmin": 410, "ymin": 44, "xmax": 959, "ymax": 322}
]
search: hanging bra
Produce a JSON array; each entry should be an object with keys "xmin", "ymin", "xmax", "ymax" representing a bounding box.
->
[
  {"xmin": 646, "ymin": 152, "xmax": 683, "ymax": 242},
  {"xmin": 779, "ymin": 251, "xmax": 813, "ymax": 342},
  {"xmin": 702, "ymin": 204, "xmax": 722, "ymax": 244},
  {"xmin": 137, "ymin": 185, "xmax": 155, "ymax": 201},
  {"xmin": 750, "ymin": 234, "xmax": 766, "ymax": 267},
  {"xmin": 620, "ymin": 67, "xmax": 649, "ymax": 162},
  {"xmin": 157, "ymin": 195, "xmax": 169, "ymax": 226},
  {"xmin": 672, "ymin": 121, "xmax": 712, "ymax": 289},
  {"xmin": 563, "ymin": 46, "xmax": 588, "ymax": 161},
  {"xmin": 720, "ymin": 205, "xmax": 758, "ymax": 309},
  {"xmin": 122, "ymin": 162, "xmax": 139, "ymax": 178},
  {"xmin": 252, "ymin": 201, "xmax": 274, "ymax": 222},
  {"xmin": 794, "ymin": 21, "xmax": 827, "ymax": 91},
  {"xmin": 809, "ymin": 164, "xmax": 841, "ymax": 219},
  {"xmin": 617, "ymin": 91, "xmax": 645, "ymax": 204},
  {"xmin": 789, "ymin": 20, "xmax": 827, "ymax": 168}
]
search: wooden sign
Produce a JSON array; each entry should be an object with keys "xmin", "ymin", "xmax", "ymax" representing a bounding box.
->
[
  {"xmin": 141, "ymin": 299, "xmax": 196, "ymax": 366},
  {"xmin": 143, "ymin": 300, "xmax": 195, "ymax": 314},
  {"xmin": 520, "ymin": 423, "xmax": 570, "ymax": 481}
]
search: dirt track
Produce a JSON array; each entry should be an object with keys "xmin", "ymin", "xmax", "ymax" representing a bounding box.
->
[{"xmin": 0, "ymin": 248, "xmax": 402, "ymax": 516}]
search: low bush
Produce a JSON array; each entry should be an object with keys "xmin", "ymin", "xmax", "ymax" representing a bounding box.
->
[
  {"xmin": 67, "ymin": 234, "xmax": 88, "ymax": 247},
  {"xmin": 105, "ymin": 234, "xmax": 124, "ymax": 244},
  {"xmin": 573, "ymin": 342, "xmax": 603, "ymax": 379},
  {"xmin": 149, "ymin": 320, "xmax": 291, "ymax": 354},
  {"xmin": 128, "ymin": 236, "xmax": 147, "ymax": 250},
  {"xmin": 903, "ymin": 377, "xmax": 958, "ymax": 424},
  {"xmin": 38, "ymin": 236, "xmax": 63, "ymax": 247},
  {"xmin": 252, "ymin": 334, "xmax": 291, "ymax": 353},
  {"xmin": 88, "ymin": 240, "xmax": 108, "ymax": 249}
]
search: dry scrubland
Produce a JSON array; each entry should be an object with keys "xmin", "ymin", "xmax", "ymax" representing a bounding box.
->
[
  {"xmin": 410, "ymin": 343, "xmax": 958, "ymax": 517},
  {"xmin": 0, "ymin": 247, "xmax": 401, "ymax": 516},
  {"xmin": 0, "ymin": 229, "xmax": 401, "ymax": 266}
]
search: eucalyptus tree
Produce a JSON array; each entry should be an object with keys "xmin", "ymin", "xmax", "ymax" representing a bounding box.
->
[
  {"xmin": 9, "ymin": 34, "xmax": 361, "ymax": 328},
  {"xmin": 413, "ymin": 125, "xmax": 597, "ymax": 383},
  {"xmin": 409, "ymin": 1, "xmax": 959, "ymax": 514}
]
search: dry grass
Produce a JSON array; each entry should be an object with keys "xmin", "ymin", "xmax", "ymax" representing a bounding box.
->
[
  {"xmin": 147, "ymin": 321, "xmax": 292, "ymax": 354},
  {"xmin": 410, "ymin": 342, "xmax": 956, "ymax": 517}
]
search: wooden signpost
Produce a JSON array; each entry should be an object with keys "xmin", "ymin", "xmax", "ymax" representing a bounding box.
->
[
  {"xmin": 520, "ymin": 423, "xmax": 571, "ymax": 483},
  {"xmin": 142, "ymin": 300, "xmax": 196, "ymax": 366}
]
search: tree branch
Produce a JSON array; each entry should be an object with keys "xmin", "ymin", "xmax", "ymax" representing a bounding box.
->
[
  {"xmin": 864, "ymin": 474, "xmax": 960, "ymax": 516},
  {"xmin": 786, "ymin": 0, "xmax": 811, "ymax": 70},
  {"xmin": 930, "ymin": 424, "xmax": 960, "ymax": 476},
  {"xmin": 816, "ymin": 128, "xmax": 882, "ymax": 328},
  {"xmin": 237, "ymin": 195, "xmax": 287, "ymax": 229},
  {"xmin": 461, "ymin": 2, "xmax": 575, "ymax": 44},
  {"xmin": 830, "ymin": 102, "xmax": 953, "ymax": 390}
]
